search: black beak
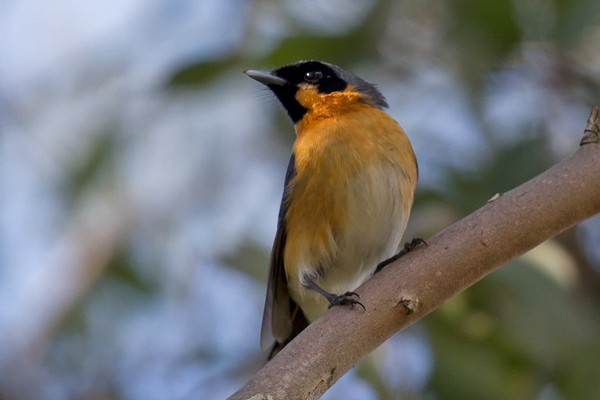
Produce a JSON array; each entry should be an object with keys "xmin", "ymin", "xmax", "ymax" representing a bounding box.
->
[{"xmin": 244, "ymin": 70, "xmax": 286, "ymax": 86}]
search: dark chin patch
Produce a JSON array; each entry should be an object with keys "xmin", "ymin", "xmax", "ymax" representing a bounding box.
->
[
  {"xmin": 317, "ymin": 78, "xmax": 347, "ymax": 94},
  {"xmin": 269, "ymin": 84, "xmax": 307, "ymax": 123}
]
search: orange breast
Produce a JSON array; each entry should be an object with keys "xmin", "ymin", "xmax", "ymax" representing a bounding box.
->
[{"xmin": 283, "ymin": 102, "xmax": 418, "ymax": 286}]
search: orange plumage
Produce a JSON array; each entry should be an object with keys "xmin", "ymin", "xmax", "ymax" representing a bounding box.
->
[{"xmin": 244, "ymin": 61, "xmax": 418, "ymax": 357}]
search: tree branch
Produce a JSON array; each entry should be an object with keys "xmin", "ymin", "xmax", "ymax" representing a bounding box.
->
[{"xmin": 229, "ymin": 105, "xmax": 600, "ymax": 400}]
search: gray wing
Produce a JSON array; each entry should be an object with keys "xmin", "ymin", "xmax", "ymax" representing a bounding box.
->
[{"xmin": 260, "ymin": 153, "xmax": 297, "ymax": 350}]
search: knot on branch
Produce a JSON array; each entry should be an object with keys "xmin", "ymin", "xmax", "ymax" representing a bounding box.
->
[
  {"xmin": 397, "ymin": 296, "xmax": 419, "ymax": 314},
  {"xmin": 581, "ymin": 105, "xmax": 599, "ymax": 145}
]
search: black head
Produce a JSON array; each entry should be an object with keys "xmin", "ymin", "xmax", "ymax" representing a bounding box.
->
[{"xmin": 244, "ymin": 60, "xmax": 388, "ymax": 123}]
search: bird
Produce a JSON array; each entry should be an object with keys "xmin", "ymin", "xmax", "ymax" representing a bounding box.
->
[{"xmin": 244, "ymin": 60, "xmax": 418, "ymax": 358}]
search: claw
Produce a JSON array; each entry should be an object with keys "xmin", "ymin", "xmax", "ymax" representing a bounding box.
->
[
  {"xmin": 328, "ymin": 291, "xmax": 365, "ymax": 311},
  {"xmin": 376, "ymin": 237, "xmax": 428, "ymax": 273},
  {"xmin": 304, "ymin": 276, "xmax": 366, "ymax": 312},
  {"xmin": 404, "ymin": 238, "xmax": 427, "ymax": 252}
]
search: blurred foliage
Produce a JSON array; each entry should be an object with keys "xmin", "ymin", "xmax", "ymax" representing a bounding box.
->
[
  {"xmin": 104, "ymin": 248, "xmax": 157, "ymax": 294},
  {"xmin": 446, "ymin": 0, "xmax": 522, "ymax": 91},
  {"xmin": 172, "ymin": 0, "xmax": 600, "ymax": 398},
  {"xmin": 3, "ymin": 0, "xmax": 600, "ymax": 399},
  {"xmin": 170, "ymin": 56, "xmax": 242, "ymax": 87},
  {"xmin": 65, "ymin": 132, "xmax": 117, "ymax": 205},
  {"xmin": 551, "ymin": 0, "xmax": 600, "ymax": 46},
  {"xmin": 169, "ymin": 0, "xmax": 392, "ymax": 87},
  {"xmin": 221, "ymin": 240, "xmax": 270, "ymax": 282},
  {"xmin": 427, "ymin": 258, "xmax": 600, "ymax": 399},
  {"xmin": 443, "ymin": 134, "xmax": 554, "ymax": 214}
]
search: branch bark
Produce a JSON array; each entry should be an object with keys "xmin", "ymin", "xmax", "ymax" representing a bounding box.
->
[{"xmin": 229, "ymin": 105, "xmax": 600, "ymax": 400}]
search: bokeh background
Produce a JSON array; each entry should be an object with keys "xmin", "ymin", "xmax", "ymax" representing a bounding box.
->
[{"xmin": 2, "ymin": 0, "xmax": 600, "ymax": 399}]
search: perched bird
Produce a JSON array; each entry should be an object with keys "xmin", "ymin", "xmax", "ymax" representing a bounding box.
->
[{"xmin": 244, "ymin": 60, "xmax": 418, "ymax": 357}]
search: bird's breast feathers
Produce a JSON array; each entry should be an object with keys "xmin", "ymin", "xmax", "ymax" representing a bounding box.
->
[{"xmin": 283, "ymin": 105, "xmax": 417, "ymax": 320}]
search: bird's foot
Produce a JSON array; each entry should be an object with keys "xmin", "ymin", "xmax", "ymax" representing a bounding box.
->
[
  {"xmin": 327, "ymin": 291, "xmax": 365, "ymax": 311},
  {"xmin": 375, "ymin": 237, "xmax": 427, "ymax": 273},
  {"xmin": 304, "ymin": 276, "xmax": 366, "ymax": 311}
]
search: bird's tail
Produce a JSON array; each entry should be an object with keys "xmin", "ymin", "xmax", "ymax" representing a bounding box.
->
[{"xmin": 267, "ymin": 303, "xmax": 308, "ymax": 360}]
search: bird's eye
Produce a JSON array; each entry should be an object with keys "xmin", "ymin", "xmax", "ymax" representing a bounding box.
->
[{"xmin": 304, "ymin": 70, "xmax": 323, "ymax": 83}]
